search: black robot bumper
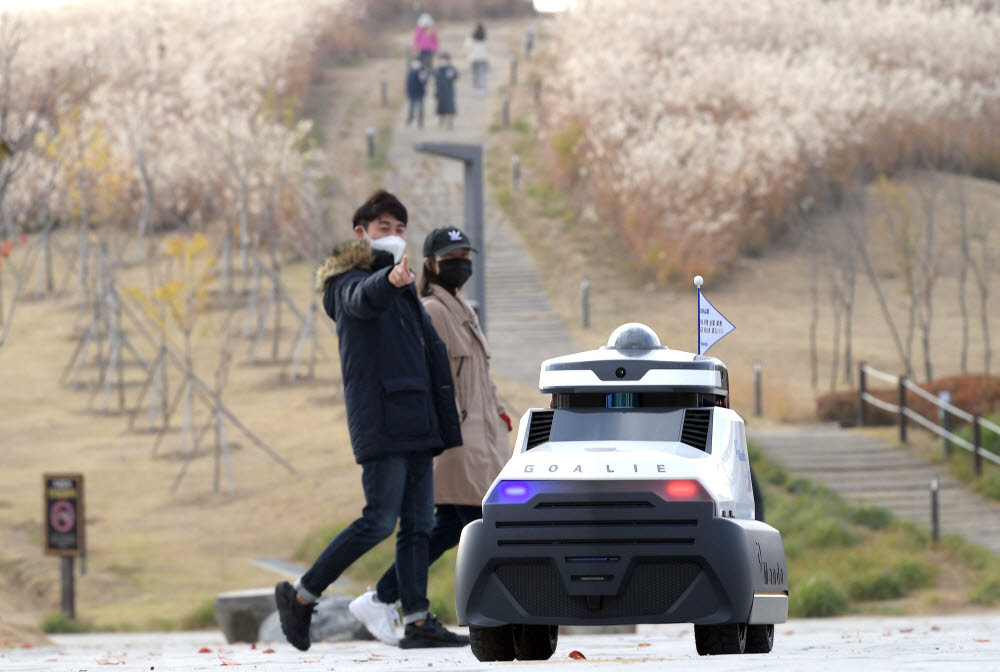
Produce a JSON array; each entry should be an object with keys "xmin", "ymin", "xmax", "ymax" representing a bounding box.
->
[{"xmin": 455, "ymin": 481, "xmax": 788, "ymax": 627}]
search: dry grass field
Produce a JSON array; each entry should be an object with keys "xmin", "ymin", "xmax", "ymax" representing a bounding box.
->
[{"xmin": 0, "ymin": 241, "xmax": 544, "ymax": 643}]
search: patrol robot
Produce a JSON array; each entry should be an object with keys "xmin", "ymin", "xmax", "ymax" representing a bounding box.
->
[{"xmin": 454, "ymin": 323, "xmax": 788, "ymax": 660}]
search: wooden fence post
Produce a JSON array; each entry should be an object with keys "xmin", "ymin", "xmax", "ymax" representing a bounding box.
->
[
  {"xmin": 898, "ymin": 376, "xmax": 907, "ymax": 444},
  {"xmin": 857, "ymin": 362, "xmax": 867, "ymax": 427},
  {"xmin": 974, "ymin": 416, "xmax": 982, "ymax": 477}
]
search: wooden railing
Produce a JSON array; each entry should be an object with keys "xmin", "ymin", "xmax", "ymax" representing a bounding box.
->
[{"xmin": 857, "ymin": 362, "xmax": 1000, "ymax": 475}]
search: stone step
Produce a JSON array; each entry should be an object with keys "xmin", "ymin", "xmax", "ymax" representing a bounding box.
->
[
  {"xmin": 775, "ymin": 460, "xmax": 934, "ymax": 471},
  {"xmin": 825, "ymin": 479, "xmax": 960, "ymax": 492}
]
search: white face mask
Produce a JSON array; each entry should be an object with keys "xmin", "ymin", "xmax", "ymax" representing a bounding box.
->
[{"xmin": 368, "ymin": 234, "xmax": 407, "ymax": 263}]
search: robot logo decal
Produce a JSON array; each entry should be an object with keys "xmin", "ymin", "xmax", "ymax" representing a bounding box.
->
[{"xmin": 756, "ymin": 541, "xmax": 786, "ymax": 587}]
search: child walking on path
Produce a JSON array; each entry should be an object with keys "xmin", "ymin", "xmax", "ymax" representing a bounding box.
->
[{"xmin": 406, "ymin": 59, "xmax": 429, "ymax": 128}]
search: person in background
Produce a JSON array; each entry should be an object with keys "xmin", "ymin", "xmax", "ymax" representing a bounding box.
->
[
  {"xmin": 413, "ymin": 13, "xmax": 438, "ymax": 71},
  {"xmin": 406, "ymin": 59, "xmax": 429, "ymax": 128},
  {"xmin": 274, "ymin": 191, "xmax": 467, "ymax": 651},
  {"xmin": 465, "ymin": 23, "xmax": 489, "ymax": 95},
  {"xmin": 434, "ymin": 53, "xmax": 459, "ymax": 129},
  {"xmin": 349, "ymin": 226, "xmax": 513, "ymax": 646}
]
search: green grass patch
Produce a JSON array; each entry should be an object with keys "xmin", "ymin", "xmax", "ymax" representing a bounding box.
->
[
  {"xmin": 970, "ymin": 570, "xmax": 1000, "ymax": 605},
  {"xmin": 851, "ymin": 505, "xmax": 894, "ymax": 530},
  {"xmin": 512, "ymin": 117, "xmax": 532, "ymax": 135},
  {"xmin": 523, "ymin": 181, "xmax": 566, "ymax": 218},
  {"xmin": 178, "ymin": 599, "xmax": 218, "ymax": 630},
  {"xmin": 931, "ymin": 411, "xmax": 1000, "ymax": 502},
  {"xmin": 847, "ymin": 557, "xmax": 935, "ymax": 601},
  {"xmin": 41, "ymin": 612, "xmax": 92, "ymax": 634},
  {"xmin": 789, "ymin": 575, "xmax": 849, "ymax": 617},
  {"xmin": 750, "ymin": 441, "xmax": 996, "ymax": 616},
  {"xmin": 367, "ymin": 123, "xmax": 393, "ymax": 174}
]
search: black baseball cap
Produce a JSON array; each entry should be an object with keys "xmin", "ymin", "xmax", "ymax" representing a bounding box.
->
[{"xmin": 423, "ymin": 227, "xmax": 478, "ymax": 257}]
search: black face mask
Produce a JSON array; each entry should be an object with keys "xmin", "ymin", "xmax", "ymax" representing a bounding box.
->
[{"xmin": 436, "ymin": 258, "xmax": 473, "ymax": 289}]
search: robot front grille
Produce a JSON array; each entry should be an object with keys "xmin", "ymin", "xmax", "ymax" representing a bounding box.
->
[
  {"xmin": 526, "ymin": 410, "xmax": 555, "ymax": 449},
  {"xmin": 495, "ymin": 561, "xmax": 700, "ymax": 619},
  {"xmin": 680, "ymin": 409, "xmax": 712, "ymax": 451}
]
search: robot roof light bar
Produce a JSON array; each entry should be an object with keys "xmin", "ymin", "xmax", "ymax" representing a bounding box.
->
[{"xmin": 538, "ymin": 323, "xmax": 730, "ymax": 398}]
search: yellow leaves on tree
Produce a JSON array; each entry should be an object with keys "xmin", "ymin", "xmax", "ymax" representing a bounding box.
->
[
  {"xmin": 129, "ymin": 234, "xmax": 216, "ymax": 336},
  {"xmin": 38, "ymin": 106, "xmax": 130, "ymax": 224}
]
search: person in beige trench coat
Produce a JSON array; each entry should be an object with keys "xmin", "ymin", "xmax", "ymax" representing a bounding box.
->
[{"xmin": 349, "ymin": 226, "xmax": 513, "ymax": 645}]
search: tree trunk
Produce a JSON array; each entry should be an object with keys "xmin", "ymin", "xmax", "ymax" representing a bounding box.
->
[
  {"xmin": 809, "ymin": 254, "xmax": 819, "ymax": 389},
  {"xmin": 830, "ymin": 283, "xmax": 842, "ymax": 393},
  {"xmin": 843, "ymin": 257, "xmax": 856, "ymax": 384},
  {"xmin": 842, "ymin": 214, "xmax": 911, "ymax": 375},
  {"xmin": 958, "ymin": 184, "xmax": 970, "ymax": 373}
]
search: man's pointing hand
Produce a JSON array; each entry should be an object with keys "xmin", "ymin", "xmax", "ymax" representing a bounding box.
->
[{"xmin": 388, "ymin": 253, "xmax": 415, "ymax": 287}]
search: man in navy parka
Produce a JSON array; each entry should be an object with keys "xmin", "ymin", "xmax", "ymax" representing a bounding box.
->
[{"xmin": 274, "ymin": 190, "xmax": 466, "ymax": 650}]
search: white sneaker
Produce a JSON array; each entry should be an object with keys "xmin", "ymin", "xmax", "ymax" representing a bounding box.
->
[{"xmin": 349, "ymin": 590, "xmax": 401, "ymax": 645}]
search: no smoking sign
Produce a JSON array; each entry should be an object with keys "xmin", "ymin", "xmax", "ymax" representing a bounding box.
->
[
  {"xmin": 44, "ymin": 474, "xmax": 85, "ymax": 556},
  {"xmin": 50, "ymin": 500, "xmax": 76, "ymax": 533}
]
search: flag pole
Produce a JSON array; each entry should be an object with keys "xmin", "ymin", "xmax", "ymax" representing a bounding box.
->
[{"xmin": 694, "ymin": 275, "xmax": 704, "ymax": 355}]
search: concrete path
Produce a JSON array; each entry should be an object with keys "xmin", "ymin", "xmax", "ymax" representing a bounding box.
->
[
  {"xmin": 750, "ymin": 425, "xmax": 1000, "ymax": 553},
  {"xmin": 4, "ymin": 614, "xmax": 999, "ymax": 670},
  {"xmin": 383, "ymin": 22, "xmax": 576, "ymax": 388}
]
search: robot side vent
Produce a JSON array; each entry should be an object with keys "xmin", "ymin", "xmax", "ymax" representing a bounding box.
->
[
  {"xmin": 680, "ymin": 409, "xmax": 712, "ymax": 451},
  {"xmin": 526, "ymin": 410, "xmax": 555, "ymax": 449}
]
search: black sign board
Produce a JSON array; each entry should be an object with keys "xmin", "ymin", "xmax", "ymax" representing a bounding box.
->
[{"xmin": 44, "ymin": 474, "xmax": 85, "ymax": 557}]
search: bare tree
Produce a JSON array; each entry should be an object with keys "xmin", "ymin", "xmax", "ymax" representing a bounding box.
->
[
  {"xmin": 909, "ymin": 158, "xmax": 947, "ymax": 382},
  {"xmin": 955, "ymin": 156, "xmax": 972, "ymax": 373},
  {"xmin": 0, "ymin": 16, "xmax": 57, "ymax": 237},
  {"xmin": 969, "ymin": 211, "xmax": 993, "ymax": 375}
]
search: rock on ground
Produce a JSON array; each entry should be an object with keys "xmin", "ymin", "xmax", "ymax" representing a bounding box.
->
[{"xmin": 258, "ymin": 594, "xmax": 373, "ymax": 644}]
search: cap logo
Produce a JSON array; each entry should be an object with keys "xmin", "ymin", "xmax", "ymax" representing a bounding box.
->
[{"xmin": 448, "ymin": 230, "xmax": 463, "ymax": 241}]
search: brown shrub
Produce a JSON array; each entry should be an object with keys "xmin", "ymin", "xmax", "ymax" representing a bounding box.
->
[
  {"xmin": 817, "ymin": 389, "xmax": 896, "ymax": 428},
  {"xmin": 817, "ymin": 375, "xmax": 1000, "ymax": 428}
]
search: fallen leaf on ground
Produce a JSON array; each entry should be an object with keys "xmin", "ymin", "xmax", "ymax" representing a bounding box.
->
[
  {"xmin": 783, "ymin": 630, "xmax": 794, "ymax": 636},
  {"xmin": 975, "ymin": 639, "xmax": 990, "ymax": 643},
  {"xmin": 261, "ymin": 648, "xmax": 275, "ymax": 654},
  {"xmin": 568, "ymin": 651, "xmax": 586, "ymax": 659},
  {"xmin": 198, "ymin": 647, "xmax": 213, "ymax": 654},
  {"xmin": 20, "ymin": 644, "xmax": 32, "ymax": 649},
  {"xmin": 899, "ymin": 628, "xmax": 913, "ymax": 633},
  {"xmin": 637, "ymin": 642, "xmax": 651, "ymax": 647},
  {"xmin": 931, "ymin": 626, "xmax": 941, "ymax": 632}
]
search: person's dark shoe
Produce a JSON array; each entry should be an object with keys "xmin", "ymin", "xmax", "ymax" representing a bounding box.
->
[
  {"xmin": 274, "ymin": 581, "xmax": 315, "ymax": 651},
  {"xmin": 398, "ymin": 614, "xmax": 470, "ymax": 648}
]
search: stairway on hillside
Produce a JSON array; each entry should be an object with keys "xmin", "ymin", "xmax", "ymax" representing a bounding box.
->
[
  {"xmin": 751, "ymin": 425, "xmax": 1000, "ymax": 554},
  {"xmin": 382, "ymin": 23, "xmax": 576, "ymax": 389}
]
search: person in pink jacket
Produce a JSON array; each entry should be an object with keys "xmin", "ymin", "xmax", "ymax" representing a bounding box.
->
[{"xmin": 413, "ymin": 13, "xmax": 439, "ymax": 71}]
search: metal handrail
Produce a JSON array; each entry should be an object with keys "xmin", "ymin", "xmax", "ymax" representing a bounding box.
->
[{"xmin": 858, "ymin": 362, "xmax": 999, "ymax": 475}]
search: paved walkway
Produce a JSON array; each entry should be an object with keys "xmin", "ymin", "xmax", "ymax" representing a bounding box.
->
[
  {"xmin": 750, "ymin": 425, "xmax": 1000, "ymax": 554},
  {"xmin": 4, "ymin": 614, "xmax": 999, "ymax": 670},
  {"xmin": 383, "ymin": 23, "xmax": 576, "ymax": 388}
]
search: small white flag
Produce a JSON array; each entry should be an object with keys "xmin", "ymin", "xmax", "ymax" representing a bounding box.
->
[{"xmin": 695, "ymin": 277, "xmax": 735, "ymax": 355}]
